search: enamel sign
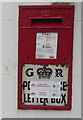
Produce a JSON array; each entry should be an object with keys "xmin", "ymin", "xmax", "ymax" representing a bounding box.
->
[{"xmin": 22, "ymin": 64, "xmax": 68, "ymax": 106}]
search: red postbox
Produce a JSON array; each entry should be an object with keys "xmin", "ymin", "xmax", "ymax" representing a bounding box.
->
[{"xmin": 18, "ymin": 5, "xmax": 74, "ymax": 110}]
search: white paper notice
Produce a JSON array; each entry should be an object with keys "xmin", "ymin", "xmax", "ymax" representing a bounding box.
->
[
  {"xmin": 36, "ymin": 33, "xmax": 58, "ymax": 59},
  {"xmin": 30, "ymin": 81, "xmax": 60, "ymax": 98}
]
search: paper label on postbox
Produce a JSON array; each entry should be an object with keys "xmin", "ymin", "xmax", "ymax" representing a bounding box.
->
[
  {"xmin": 36, "ymin": 33, "xmax": 58, "ymax": 59},
  {"xmin": 30, "ymin": 81, "xmax": 60, "ymax": 98}
]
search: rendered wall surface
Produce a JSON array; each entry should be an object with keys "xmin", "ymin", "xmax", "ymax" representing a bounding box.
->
[{"xmin": 2, "ymin": 2, "xmax": 81, "ymax": 118}]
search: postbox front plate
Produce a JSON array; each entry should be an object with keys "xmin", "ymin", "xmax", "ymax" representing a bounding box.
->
[{"xmin": 18, "ymin": 5, "xmax": 74, "ymax": 110}]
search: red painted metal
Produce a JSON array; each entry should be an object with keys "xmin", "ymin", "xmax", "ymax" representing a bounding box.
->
[{"xmin": 18, "ymin": 5, "xmax": 74, "ymax": 110}]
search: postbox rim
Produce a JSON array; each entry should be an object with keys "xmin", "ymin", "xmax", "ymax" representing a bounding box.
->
[{"xmin": 19, "ymin": 5, "xmax": 74, "ymax": 9}]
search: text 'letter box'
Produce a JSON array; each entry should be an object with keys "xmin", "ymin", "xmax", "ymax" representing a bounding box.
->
[{"xmin": 18, "ymin": 5, "xmax": 74, "ymax": 110}]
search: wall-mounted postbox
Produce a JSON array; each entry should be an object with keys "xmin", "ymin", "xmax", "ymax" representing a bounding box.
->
[{"xmin": 18, "ymin": 5, "xmax": 74, "ymax": 110}]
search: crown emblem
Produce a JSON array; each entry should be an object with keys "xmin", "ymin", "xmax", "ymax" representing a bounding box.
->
[
  {"xmin": 37, "ymin": 65, "xmax": 52, "ymax": 79},
  {"xmin": 31, "ymin": 84, "xmax": 35, "ymax": 87},
  {"xmin": 31, "ymin": 92, "xmax": 35, "ymax": 95}
]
